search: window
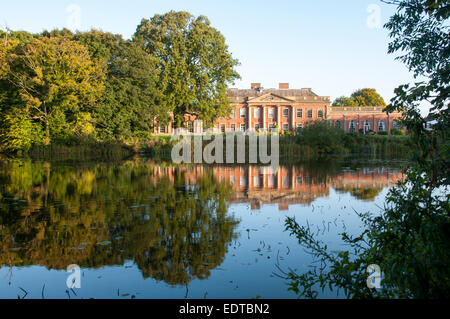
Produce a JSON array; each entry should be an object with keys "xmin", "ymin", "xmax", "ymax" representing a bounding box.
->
[
  {"xmin": 268, "ymin": 108, "xmax": 275, "ymax": 119},
  {"xmin": 296, "ymin": 176, "xmax": 302, "ymax": 186},
  {"xmin": 296, "ymin": 123, "xmax": 303, "ymax": 129},
  {"xmin": 159, "ymin": 126, "xmax": 166, "ymax": 134},
  {"xmin": 307, "ymin": 109, "xmax": 313, "ymax": 118},
  {"xmin": 254, "ymin": 108, "xmax": 260, "ymax": 118},
  {"xmin": 296, "ymin": 108, "xmax": 303, "ymax": 118},
  {"xmin": 230, "ymin": 109, "xmax": 236, "ymax": 119},
  {"xmin": 282, "ymin": 108, "xmax": 289, "ymax": 118},
  {"xmin": 230, "ymin": 124, "xmax": 236, "ymax": 132},
  {"xmin": 187, "ymin": 121, "xmax": 194, "ymax": 133},
  {"xmin": 318, "ymin": 109, "xmax": 324, "ymax": 119},
  {"xmin": 229, "ymin": 176, "xmax": 235, "ymax": 185},
  {"xmin": 335, "ymin": 120, "xmax": 341, "ymax": 129},
  {"xmin": 268, "ymin": 123, "xmax": 276, "ymax": 131},
  {"xmin": 254, "ymin": 123, "xmax": 260, "ymax": 131},
  {"xmin": 364, "ymin": 120, "xmax": 371, "ymax": 132},
  {"xmin": 378, "ymin": 120, "xmax": 386, "ymax": 131},
  {"xmin": 240, "ymin": 124, "xmax": 246, "ymax": 132},
  {"xmin": 393, "ymin": 120, "xmax": 402, "ymax": 129},
  {"xmin": 349, "ymin": 120, "xmax": 356, "ymax": 132},
  {"xmin": 282, "ymin": 123, "xmax": 289, "ymax": 131},
  {"xmin": 220, "ymin": 124, "xmax": 226, "ymax": 133},
  {"xmin": 240, "ymin": 108, "xmax": 246, "ymax": 118}
]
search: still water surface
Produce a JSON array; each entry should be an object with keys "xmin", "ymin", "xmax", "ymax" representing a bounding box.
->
[{"xmin": 0, "ymin": 159, "xmax": 403, "ymax": 299}]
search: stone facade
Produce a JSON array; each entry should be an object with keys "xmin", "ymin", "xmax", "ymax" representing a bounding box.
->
[{"xmin": 154, "ymin": 83, "xmax": 403, "ymax": 134}]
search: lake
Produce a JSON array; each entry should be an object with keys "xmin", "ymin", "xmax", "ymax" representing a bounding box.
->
[{"xmin": 0, "ymin": 158, "xmax": 404, "ymax": 299}]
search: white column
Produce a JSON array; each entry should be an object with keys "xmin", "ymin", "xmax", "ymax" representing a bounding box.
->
[
  {"xmin": 262, "ymin": 105, "xmax": 266, "ymax": 131},
  {"xmin": 248, "ymin": 105, "xmax": 252, "ymax": 132},
  {"xmin": 277, "ymin": 105, "xmax": 281, "ymax": 128},
  {"xmin": 291, "ymin": 105, "xmax": 295, "ymax": 129}
]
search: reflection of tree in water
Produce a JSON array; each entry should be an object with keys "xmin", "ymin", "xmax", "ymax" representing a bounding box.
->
[
  {"xmin": 334, "ymin": 186, "xmax": 382, "ymax": 201},
  {"xmin": 0, "ymin": 160, "xmax": 239, "ymax": 286}
]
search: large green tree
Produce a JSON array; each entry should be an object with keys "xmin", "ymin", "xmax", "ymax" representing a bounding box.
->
[
  {"xmin": 134, "ymin": 11, "xmax": 240, "ymax": 127},
  {"xmin": 332, "ymin": 88, "xmax": 386, "ymax": 106},
  {"xmin": 1, "ymin": 35, "xmax": 105, "ymax": 148},
  {"xmin": 73, "ymin": 30, "xmax": 163, "ymax": 141}
]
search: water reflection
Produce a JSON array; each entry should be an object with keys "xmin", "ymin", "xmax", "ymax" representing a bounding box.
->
[
  {"xmin": 0, "ymin": 159, "xmax": 403, "ymax": 292},
  {"xmin": 0, "ymin": 160, "xmax": 239, "ymax": 286}
]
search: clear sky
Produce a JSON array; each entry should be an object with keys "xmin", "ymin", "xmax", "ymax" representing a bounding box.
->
[{"xmin": 1, "ymin": 0, "xmax": 423, "ymax": 111}]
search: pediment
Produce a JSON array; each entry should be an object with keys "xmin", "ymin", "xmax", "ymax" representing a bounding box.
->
[{"xmin": 247, "ymin": 93, "xmax": 295, "ymax": 104}]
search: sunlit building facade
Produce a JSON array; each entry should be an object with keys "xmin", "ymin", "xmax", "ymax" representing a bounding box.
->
[{"xmin": 154, "ymin": 83, "xmax": 403, "ymax": 134}]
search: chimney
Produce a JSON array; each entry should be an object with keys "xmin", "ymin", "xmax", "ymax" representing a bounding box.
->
[
  {"xmin": 279, "ymin": 83, "xmax": 289, "ymax": 89},
  {"xmin": 251, "ymin": 83, "xmax": 261, "ymax": 89}
]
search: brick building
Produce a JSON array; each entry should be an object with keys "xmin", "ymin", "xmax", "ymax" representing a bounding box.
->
[{"xmin": 154, "ymin": 83, "xmax": 403, "ymax": 134}]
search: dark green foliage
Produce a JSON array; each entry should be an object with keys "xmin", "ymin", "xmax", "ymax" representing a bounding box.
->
[
  {"xmin": 296, "ymin": 121, "xmax": 347, "ymax": 156},
  {"xmin": 74, "ymin": 30, "xmax": 164, "ymax": 141}
]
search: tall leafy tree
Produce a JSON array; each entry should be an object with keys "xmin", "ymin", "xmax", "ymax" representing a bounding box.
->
[
  {"xmin": 332, "ymin": 96, "xmax": 358, "ymax": 106},
  {"xmin": 134, "ymin": 11, "xmax": 240, "ymax": 127},
  {"xmin": 74, "ymin": 30, "xmax": 163, "ymax": 140},
  {"xmin": 332, "ymin": 89, "xmax": 386, "ymax": 106},
  {"xmin": 1, "ymin": 35, "xmax": 105, "ymax": 146},
  {"xmin": 351, "ymin": 88, "xmax": 386, "ymax": 106}
]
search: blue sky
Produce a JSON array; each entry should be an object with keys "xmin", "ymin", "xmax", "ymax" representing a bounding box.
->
[{"xmin": 1, "ymin": 0, "xmax": 422, "ymax": 110}]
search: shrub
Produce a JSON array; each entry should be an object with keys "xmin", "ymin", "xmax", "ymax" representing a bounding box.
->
[{"xmin": 296, "ymin": 120, "xmax": 347, "ymax": 156}]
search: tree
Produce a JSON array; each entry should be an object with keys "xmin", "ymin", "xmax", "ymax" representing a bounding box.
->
[
  {"xmin": 74, "ymin": 30, "xmax": 163, "ymax": 141},
  {"xmin": 351, "ymin": 88, "xmax": 386, "ymax": 106},
  {"xmin": 332, "ymin": 96, "xmax": 358, "ymax": 106},
  {"xmin": 282, "ymin": 0, "xmax": 450, "ymax": 298},
  {"xmin": 1, "ymin": 35, "xmax": 105, "ymax": 146},
  {"xmin": 296, "ymin": 121, "xmax": 347, "ymax": 156},
  {"xmin": 134, "ymin": 11, "xmax": 240, "ymax": 128},
  {"xmin": 332, "ymin": 89, "xmax": 386, "ymax": 106}
]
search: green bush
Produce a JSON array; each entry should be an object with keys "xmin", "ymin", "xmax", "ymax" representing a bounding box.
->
[
  {"xmin": 296, "ymin": 121, "xmax": 347, "ymax": 156},
  {"xmin": 390, "ymin": 128, "xmax": 405, "ymax": 136}
]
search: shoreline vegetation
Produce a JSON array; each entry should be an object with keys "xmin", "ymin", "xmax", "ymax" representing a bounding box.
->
[{"xmin": 8, "ymin": 129, "xmax": 411, "ymax": 162}]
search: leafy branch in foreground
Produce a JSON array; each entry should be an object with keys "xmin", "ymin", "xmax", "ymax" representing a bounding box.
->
[
  {"xmin": 281, "ymin": 0, "xmax": 450, "ymax": 299},
  {"xmin": 282, "ymin": 168, "xmax": 449, "ymax": 298}
]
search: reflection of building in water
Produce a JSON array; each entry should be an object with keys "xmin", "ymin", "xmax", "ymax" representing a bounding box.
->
[{"xmin": 148, "ymin": 165, "xmax": 403, "ymax": 210}]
